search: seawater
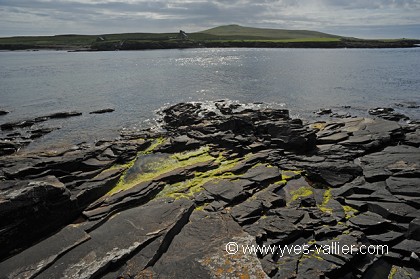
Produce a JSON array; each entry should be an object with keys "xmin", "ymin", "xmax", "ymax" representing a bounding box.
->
[{"xmin": 1, "ymin": 48, "xmax": 419, "ymax": 151}]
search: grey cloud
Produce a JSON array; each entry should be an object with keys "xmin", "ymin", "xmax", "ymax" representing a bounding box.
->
[
  {"xmin": 0, "ymin": 0, "xmax": 419, "ymax": 37},
  {"xmin": 323, "ymin": 0, "xmax": 420, "ymax": 9}
]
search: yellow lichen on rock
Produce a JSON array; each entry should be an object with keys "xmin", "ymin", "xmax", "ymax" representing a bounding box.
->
[
  {"xmin": 388, "ymin": 266, "xmax": 398, "ymax": 279},
  {"xmin": 310, "ymin": 122, "xmax": 327, "ymax": 131},
  {"xmin": 281, "ymin": 170, "xmax": 302, "ymax": 180},
  {"xmin": 290, "ymin": 186, "xmax": 313, "ymax": 202},
  {"xmin": 154, "ymin": 155, "xmax": 243, "ymax": 200},
  {"xmin": 318, "ymin": 188, "xmax": 333, "ymax": 214},
  {"xmin": 107, "ymin": 144, "xmax": 215, "ymax": 195},
  {"xmin": 342, "ymin": 205, "xmax": 358, "ymax": 220}
]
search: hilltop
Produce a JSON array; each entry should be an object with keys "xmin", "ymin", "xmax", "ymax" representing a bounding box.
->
[{"xmin": 199, "ymin": 24, "xmax": 340, "ymax": 40}]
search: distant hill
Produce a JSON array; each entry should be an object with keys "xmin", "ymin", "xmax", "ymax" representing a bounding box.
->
[
  {"xmin": 198, "ymin": 24, "xmax": 340, "ymax": 40},
  {"xmin": 1, "ymin": 24, "xmax": 418, "ymax": 50}
]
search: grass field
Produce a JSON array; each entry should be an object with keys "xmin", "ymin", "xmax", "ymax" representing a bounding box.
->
[
  {"xmin": 207, "ymin": 38, "xmax": 342, "ymax": 43},
  {"xmin": 199, "ymin": 24, "xmax": 340, "ymax": 40}
]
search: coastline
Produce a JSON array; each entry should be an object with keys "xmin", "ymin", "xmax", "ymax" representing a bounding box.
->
[
  {"xmin": 1, "ymin": 38, "xmax": 419, "ymax": 51},
  {"xmin": 0, "ymin": 100, "xmax": 419, "ymax": 278}
]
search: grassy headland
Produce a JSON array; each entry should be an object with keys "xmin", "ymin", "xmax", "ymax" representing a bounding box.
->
[
  {"xmin": 200, "ymin": 24, "xmax": 340, "ymax": 40},
  {"xmin": 0, "ymin": 24, "xmax": 418, "ymax": 51}
]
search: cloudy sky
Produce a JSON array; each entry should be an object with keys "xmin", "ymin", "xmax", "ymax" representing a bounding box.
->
[{"xmin": 0, "ymin": 0, "xmax": 419, "ymax": 38}]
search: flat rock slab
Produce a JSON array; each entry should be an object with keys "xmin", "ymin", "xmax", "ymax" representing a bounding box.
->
[
  {"xmin": 241, "ymin": 164, "xmax": 281, "ymax": 183},
  {"xmin": 147, "ymin": 210, "xmax": 268, "ymax": 279},
  {"xmin": 0, "ymin": 226, "xmax": 90, "ymax": 279},
  {"xmin": 392, "ymin": 239, "xmax": 420, "ymax": 255},
  {"xmin": 367, "ymin": 231, "xmax": 404, "ymax": 244},
  {"xmin": 203, "ymin": 178, "xmax": 253, "ymax": 203},
  {"xmin": 366, "ymin": 201, "xmax": 417, "ymax": 221},
  {"xmin": 349, "ymin": 211, "xmax": 390, "ymax": 228},
  {"xmin": 32, "ymin": 198, "xmax": 193, "ymax": 279},
  {"xmin": 386, "ymin": 176, "xmax": 420, "ymax": 197},
  {"xmin": 359, "ymin": 145, "xmax": 420, "ymax": 181},
  {"xmin": 408, "ymin": 217, "xmax": 420, "ymax": 241},
  {"xmin": 317, "ymin": 132, "xmax": 349, "ymax": 144},
  {"xmin": 231, "ymin": 183, "xmax": 285, "ymax": 225}
]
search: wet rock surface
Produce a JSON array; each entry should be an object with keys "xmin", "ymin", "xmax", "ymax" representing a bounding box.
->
[
  {"xmin": 0, "ymin": 109, "xmax": 9, "ymax": 116},
  {"xmin": 89, "ymin": 108, "xmax": 115, "ymax": 114},
  {"xmin": 368, "ymin": 107, "xmax": 409, "ymax": 122},
  {"xmin": 0, "ymin": 101, "xmax": 419, "ymax": 279},
  {"xmin": 0, "ymin": 111, "xmax": 82, "ymax": 156},
  {"xmin": 0, "ymin": 111, "xmax": 82, "ymax": 131}
]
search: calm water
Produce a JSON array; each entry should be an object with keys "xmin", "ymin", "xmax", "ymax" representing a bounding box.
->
[{"xmin": 1, "ymin": 48, "xmax": 419, "ymax": 151}]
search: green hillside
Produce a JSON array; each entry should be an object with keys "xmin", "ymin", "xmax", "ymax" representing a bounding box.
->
[
  {"xmin": 198, "ymin": 24, "xmax": 340, "ymax": 40},
  {"xmin": 0, "ymin": 33, "xmax": 178, "ymax": 48},
  {"xmin": 1, "ymin": 24, "xmax": 418, "ymax": 50}
]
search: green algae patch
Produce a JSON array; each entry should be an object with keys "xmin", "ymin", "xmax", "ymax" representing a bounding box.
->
[
  {"xmin": 310, "ymin": 122, "xmax": 327, "ymax": 131},
  {"xmin": 388, "ymin": 266, "xmax": 398, "ymax": 279},
  {"xmin": 279, "ymin": 175, "xmax": 314, "ymax": 205},
  {"xmin": 171, "ymin": 145, "xmax": 210, "ymax": 161},
  {"xmin": 105, "ymin": 137, "xmax": 165, "ymax": 173},
  {"xmin": 143, "ymin": 137, "xmax": 166, "ymax": 154},
  {"xmin": 106, "ymin": 156, "xmax": 137, "ymax": 172},
  {"xmin": 318, "ymin": 188, "xmax": 333, "ymax": 214},
  {"xmin": 300, "ymin": 252, "xmax": 323, "ymax": 262},
  {"xmin": 290, "ymin": 186, "xmax": 313, "ymax": 202},
  {"xmin": 281, "ymin": 170, "xmax": 302, "ymax": 181},
  {"xmin": 342, "ymin": 205, "xmax": 358, "ymax": 220},
  {"xmin": 195, "ymin": 203, "xmax": 209, "ymax": 211},
  {"xmin": 249, "ymin": 162, "xmax": 274, "ymax": 169},
  {"xmin": 307, "ymin": 239, "xmax": 317, "ymax": 245},
  {"xmin": 342, "ymin": 230, "xmax": 351, "ymax": 235},
  {"xmin": 273, "ymin": 179, "xmax": 287, "ymax": 188},
  {"xmin": 155, "ymin": 176, "xmax": 216, "ymax": 200},
  {"xmin": 154, "ymin": 155, "xmax": 242, "ymax": 200},
  {"xmin": 203, "ymin": 153, "xmax": 241, "ymax": 178},
  {"xmin": 107, "ymin": 145, "xmax": 215, "ymax": 196}
]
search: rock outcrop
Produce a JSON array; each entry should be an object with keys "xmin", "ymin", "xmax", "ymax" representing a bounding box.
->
[
  {"xmin": 0, "ymin": 109, "xmax": 9, "ymax": 116},
  {"xmin": 368, "ymin": 107, "xmax": 409, "ymax": 122},
  {"xmin": 89, "ymin": 108, "xmax": 115, "ymax": 114},
  {"xmin": 0, "ymin": 101, "xmax": 419, "ymax": 279},
  {"xmin": 0, "ymin": 111, "xmax": 82, "ymax": 156}
]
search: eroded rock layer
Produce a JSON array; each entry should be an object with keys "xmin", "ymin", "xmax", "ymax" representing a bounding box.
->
[{"xmin": 0, "ymin": 101, "xmax": 419, "ymax": 279}]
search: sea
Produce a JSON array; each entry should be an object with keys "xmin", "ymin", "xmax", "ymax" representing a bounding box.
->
[{"xmin": 1, "ymin": 48, "xmax": 419, "ymax": 151}]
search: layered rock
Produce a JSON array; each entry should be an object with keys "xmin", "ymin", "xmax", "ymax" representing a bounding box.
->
[
  {"xmin": 0, "ymin": 111, "xmax": 82, "ymax": 156},
  {"xmin": 368, "ymin": 107, "xmax": 409, "ymax": 122},
  {"xmin": 0, "ymin": 109, "xmax": 9, "ymax": 116},
  {"xmin": 0, "ymin": 101, "xmax": 419, "ymax": 279},
  {"xmin": 89, "ymin": 108, "xmax": 115, "ymax": 114}
]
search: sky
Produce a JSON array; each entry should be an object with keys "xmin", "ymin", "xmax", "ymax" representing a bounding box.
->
[{"xmin": 0, "ymin": 0, "xmax": 419, "ymax": 38}]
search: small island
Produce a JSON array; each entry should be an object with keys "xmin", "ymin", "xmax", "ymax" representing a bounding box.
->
[{"xmin": 1, "ymin": 24, "xmax": 419, "ymax": 51}]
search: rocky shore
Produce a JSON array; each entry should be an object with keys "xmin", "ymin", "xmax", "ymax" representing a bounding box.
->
[
  {"xmin": 91, "ymin": 39, "xmax": 420, "ymax": 51},
  {"xmin": 1, "ymin": 38, "xmax": 419, "ymax": 51},
  {"xmin": 0, "ymin": 101, "xmax": 419, "ymax": 278}
]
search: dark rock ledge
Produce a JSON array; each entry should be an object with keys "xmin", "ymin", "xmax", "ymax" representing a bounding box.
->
[
  {"xmin": 0, "ymin": 109, "xmax": 9, "ymax": 116},
  {"xmin": 89, "ymin": 108, "xmax": 115, "ymax": 114},
  {"xmin": 0, "ymin": 101, "xmax": 419, "ymax": 279},
  {"xmin": 0, "ymin": 111, "xmax": 82, "ymax": 156}
]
